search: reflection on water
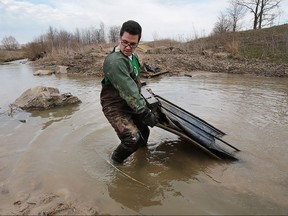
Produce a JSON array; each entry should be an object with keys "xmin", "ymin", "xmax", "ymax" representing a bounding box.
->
[
  {"xmin": 1, "ymin": 61, "xmax": 288, "ymax": 214},
  {"xmin": 31, "ymin": 104, "xmax": 81, "ymax": 129},
  {"xmin": 107, "ymin": 139, "xmax": 218, "ymax": 212}
]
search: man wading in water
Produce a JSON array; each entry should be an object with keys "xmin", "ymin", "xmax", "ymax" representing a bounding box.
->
[{"xmin": 100, "ymin": 20, "xmax": 159, "ymax": 164}]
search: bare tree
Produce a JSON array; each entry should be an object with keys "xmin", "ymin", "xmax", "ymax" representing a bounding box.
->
[
  {"xmin": 108, "ymin": 25, "xmax": 121, "ymax": 43},
  {"xmin": 46, "ymin": 26, "xmax": 57, "ymax": 52},
  {"xmin": 81, "ymin": 24, "xmax": 105, "ymax": 45},
  {"xmin": 1, "ymin": 36, "xmax": 20, "ymax": 50},
  {"xmin": 213, "ymin": 12, "xmax": 232, "ymax": 34},
  {"xmin": 90, "ymin": 26, "xmax": 98, "ymax": 44},
  {"xmin": 98, "ymin": 22, "xmax": 106, "ymax": 43},
  {"xmin": 81, "ymin": 28, "xmax": 92, "ymax": 45},
  {"xmin": 152, "ymin": 31, "xmax": 159, "ymax": 41},
  {"xmin": 35, "ymin": 34, "xmax": 47, "ymax": 52},
  {"xmin": 74, "ymin": 28, "xmax": 81, "ymax": 44},
  {"xmin": 91, "ymin": 28, "xmax": 103, "ymax": 44},
  {"xmin": 235, "ymin": 0, "xmax": 282, "ymax": 29},
  {"xmin": 227, "ymin": 0, "xmax": 246, "ymax": 31},
  {"xmin": 57, "ymin": 29, "xmax": 72, "ymax": 51}
]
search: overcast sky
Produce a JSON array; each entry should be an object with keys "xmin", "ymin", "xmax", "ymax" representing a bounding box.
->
[{"xmin": 1, "ymin": 0, "xmax": 288, "ymax": 44}]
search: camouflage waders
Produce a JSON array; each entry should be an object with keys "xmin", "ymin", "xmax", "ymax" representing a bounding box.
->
[{"xmin": 102, "ymin": 104, "xmax": 150, "ymax": 163}]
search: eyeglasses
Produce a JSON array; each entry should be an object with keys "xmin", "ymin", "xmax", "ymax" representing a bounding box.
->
[{"xmin": 121, "ymin": 40, "xmax": 138, "ymax": 48}]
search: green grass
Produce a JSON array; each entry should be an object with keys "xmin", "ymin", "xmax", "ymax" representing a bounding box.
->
[
  {"xmin": 241, "ymin": 47, "xmax": 265, "ymax": 58},
  {"xmin": 241, "ymin": 47, "xmax": 288, "ymax": 64}
]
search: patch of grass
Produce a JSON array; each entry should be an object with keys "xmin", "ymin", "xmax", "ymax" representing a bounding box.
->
[
  {"xmin": 0, "ymin": 50, "xmax": 26, "ymax": 62},
  {"xmin": 241, "ymin": 47, "xmax": 264, "ymax": 58},
  {"xmin": 187, "ymin": 25, "xmax": 288, "ymax": 64},
  {"xmin": 226, "ymin": 40, "xmax": 239, "ymax": 55},
  {"xmin": 266, "ymin": 53, "xmax": 288, "ymax": 64},
  {"xmin": 241, "ymin": 48, "xmax": 288, "ymax": 64}
]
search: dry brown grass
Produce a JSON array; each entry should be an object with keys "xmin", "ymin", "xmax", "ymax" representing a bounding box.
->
[
  {"xmin": 143, "ymin": 39, "xmax": 182, "ymax": 48},
  {"xmin": 187, "ymin": 24, "xmax": 288, "ymax": 63},
  {"xmin": 0, "ymin": 50, "xmax": 26, "ymax": 62},
  {"xmin": 225, "ymin": 40, "xmax": 239, "ymax": 55}
]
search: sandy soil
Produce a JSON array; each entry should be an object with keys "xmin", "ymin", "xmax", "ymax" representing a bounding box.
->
[{"xmin": 0, "ymin": 192, "xmax": 100, "ymax": 215}]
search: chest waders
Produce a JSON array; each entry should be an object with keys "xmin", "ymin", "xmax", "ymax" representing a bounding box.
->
[{"xmin": 110, "ymin": 54, "xmax": 150, "ymax": 163}]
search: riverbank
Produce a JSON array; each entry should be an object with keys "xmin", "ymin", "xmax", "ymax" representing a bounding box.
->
[
  {"xmin": 0, "ymin": 50, "xmax": 25, "ymax": 63},
  {"xmin": 32, "ymin": 42, "xmax": 288, "ymax": 78},
  {"xmin": 29, "ymin": 25, "xmax": 288, "ymax": 77}
]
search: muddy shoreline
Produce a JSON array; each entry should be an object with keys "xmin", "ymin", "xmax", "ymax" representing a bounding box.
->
[{"xmin": 33, "ymin": 45, "xmax": 288, "ymax": 78}]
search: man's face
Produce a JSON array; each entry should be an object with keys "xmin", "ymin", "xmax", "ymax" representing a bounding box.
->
[{"xmin": 120, "ymin": 32, "xmax": 139, "ymax": 56}]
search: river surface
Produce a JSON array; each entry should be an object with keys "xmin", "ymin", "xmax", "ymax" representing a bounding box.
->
[{"xmin": 0, "ymin": 60, "xmax": 288, "ymax": 215}]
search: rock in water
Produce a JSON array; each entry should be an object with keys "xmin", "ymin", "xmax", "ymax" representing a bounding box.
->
[
  {"xmin": 33, "ymin": 69, "xmax": 54, "ymax": 76},
  {"xmin": 11, "ymin": 86, "xmax": 81, "ymax": 110}
]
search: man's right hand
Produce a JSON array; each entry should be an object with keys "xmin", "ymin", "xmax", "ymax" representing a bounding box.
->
[{"xmin": 140, "ymin": 109, "xmax": 159, "ymax": 127}]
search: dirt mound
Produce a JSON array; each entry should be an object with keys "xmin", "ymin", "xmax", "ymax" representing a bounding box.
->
[
  {"xmin": 0, "ymin": 192, "xmax": 101, "ymax": 215},
  {"xmin": 34, "ymin": 39, "xmax": 288, "ymax": 78}
]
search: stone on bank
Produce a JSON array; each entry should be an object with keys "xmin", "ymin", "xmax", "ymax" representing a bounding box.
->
[
  {"xmin": 11, "ymin": 86, "xmax": 81, "ymax": 110},
  {"xmin": 33, "ymin": 69, "xmax": 54, "ymax": 76}
]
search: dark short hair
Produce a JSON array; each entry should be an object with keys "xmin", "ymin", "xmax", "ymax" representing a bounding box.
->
[{"xmin": 120, "ymin": 20, "xmax": 142, "ymax": 41}]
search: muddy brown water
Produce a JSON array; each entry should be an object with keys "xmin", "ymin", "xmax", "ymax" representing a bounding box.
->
[{"xmin": 0, "ymin": 60, "xmax": 288, "ymax": 215}]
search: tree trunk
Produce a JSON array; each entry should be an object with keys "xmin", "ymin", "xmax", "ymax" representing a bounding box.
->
[
  {"xmin": 258, "ymin": 0, "xmax": 265, "ymax": 29},
  {"xmin": 253, "ymin": 0, "xmax": 261, "ymax": 29}
]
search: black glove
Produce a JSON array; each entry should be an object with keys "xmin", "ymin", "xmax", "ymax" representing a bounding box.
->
[{"xmin": 139, "ymin": 109, "xmax": 159, "ymax": 127}]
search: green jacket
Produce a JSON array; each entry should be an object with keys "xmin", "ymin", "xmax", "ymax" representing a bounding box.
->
[{"xmin": 100, "ymin": 46, "xmax": 147, "ymax": 114}]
